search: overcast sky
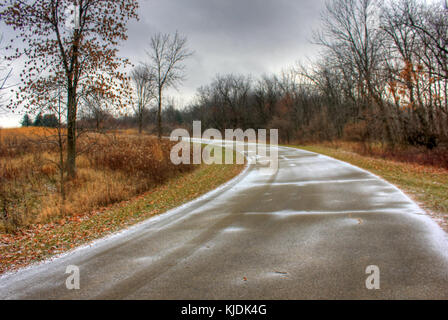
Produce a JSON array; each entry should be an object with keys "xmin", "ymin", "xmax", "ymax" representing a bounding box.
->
[{"xmin": 0, "ymin": 0, "xmax": 325, "ymax": 127}]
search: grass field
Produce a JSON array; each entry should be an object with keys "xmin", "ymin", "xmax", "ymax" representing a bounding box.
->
[
  {"xmin": 288, "ymin": 144, "xmax": 448, "ymax": 232},
  {"xmin": 0, "ymin": 128, "xmax": 198, "ymax": 232}
]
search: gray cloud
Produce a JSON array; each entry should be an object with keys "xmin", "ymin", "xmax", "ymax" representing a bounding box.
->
[
  {"xmin": 121, "ymin": 0, "xmax": 325, "ymax": 102},
  {"xmin": 1, "ymin": 0, "xmax": 325, "ymax": 127}
]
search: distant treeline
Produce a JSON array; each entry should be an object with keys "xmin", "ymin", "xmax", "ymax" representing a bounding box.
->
[{"xmin": 21, "ymin": 112, "xmax": 58, "ymax": 128}]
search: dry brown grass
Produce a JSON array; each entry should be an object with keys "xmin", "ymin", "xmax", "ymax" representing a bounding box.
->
[
  {"xmin": 0, "ymin": 128, "xmax": 194, "ymax": 233},
  {"xmin": 0, "ymin": 127, "xmax": 59, "ymax": 158}
]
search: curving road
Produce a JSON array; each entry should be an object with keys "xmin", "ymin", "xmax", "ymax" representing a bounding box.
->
[{"xmin": 1, "ymin": 143, "xmax": 448, "ymax": 299}]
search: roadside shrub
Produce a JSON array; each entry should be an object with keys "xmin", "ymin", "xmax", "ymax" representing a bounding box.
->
[
  {"xmin": 87, "ymin": 135, "xmax": 193, "ymax": 183},
  {"xmin": 343, "ymin": 121, "xmax": 369, "ymax": 142},
  {"xmin": 326, "ymin": 140, "xmax": 448, "ymax": 170}
]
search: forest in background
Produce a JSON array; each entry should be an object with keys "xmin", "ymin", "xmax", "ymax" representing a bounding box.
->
[
  {"xmin": 5, "ymin": 0, "xmax": 447, "ymax": 171},
  {"xmin": 178, "ymin": 0, "xmax": 447, "ymax": 148},
  {"xmin": 51, "ymin": 0, "xmax": 447, "ymax": 169}
]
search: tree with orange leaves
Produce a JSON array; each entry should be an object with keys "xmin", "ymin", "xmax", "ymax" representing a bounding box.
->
[{"xmin": 0, "ymin": 0, "xmax": 139, "ymax": 178}]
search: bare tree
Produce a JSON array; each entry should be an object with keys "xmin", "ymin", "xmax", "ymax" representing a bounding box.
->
[
  {"xmin": 131, "ymin": 65, "xmax": 155, "ymax": 134},
  {"xmin": 80, "ymin": 90, "xmax": 111, "ymax": 131},
  {"xmin": 404, "ymin": 0, "xmax": 448, "ymax": 79},
  {"xmin": 212, "ymin": 74, "xmax": 251, "ymax": 129},
  {"xmin": 254, "ymin": 75, "xmax": 280, "ymax": 127},
  {"xmin": 314, "ymin": 0, "xmax": 395, "ymax": 145},
  {"xmin": 145, "ymin": 32, "xmax": 193, "ymax": 138}
]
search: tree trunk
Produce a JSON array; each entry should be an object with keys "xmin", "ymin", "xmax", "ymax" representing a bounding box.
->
[
  {"xmin": 138, "ymin": 111, "xmax": 143, "ymax": 134},
  {"xmin": 157, "ymin": 89, "xmax": 162, "ymax": 139},
  {"xmin": 368, "ymin": 83, "xmax": 395, "ymax": 147},
  {"xmin": 364, "ymin": 71, "xmax": 395, "ymax": 147},
  {"xmin": 66, "ymin": 86, "xmax": 77, "ymax": 178},
  {"xmin": 376, "ymin": 98, "xmax": 394, "ymax": 147}
]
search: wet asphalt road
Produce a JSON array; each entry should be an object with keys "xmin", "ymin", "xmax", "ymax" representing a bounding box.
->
[{"xmin": 1, "ymin": 144, "xmax": 448, "ymax": 299}]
